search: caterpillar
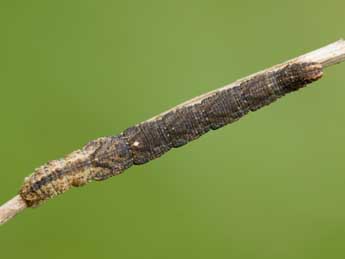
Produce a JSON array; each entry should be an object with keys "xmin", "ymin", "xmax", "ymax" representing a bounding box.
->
[{"xmin": 19, "ymin": 62, "xmax": 323, "ymax": 207}]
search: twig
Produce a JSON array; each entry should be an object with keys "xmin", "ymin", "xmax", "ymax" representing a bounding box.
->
[
  {"xmin": 1, "ymin": 39, "xmax": 345, "ymax": 226},
  {"xmin": 0, "ymin": 195, "xmax": 27, "ymax": 225}
]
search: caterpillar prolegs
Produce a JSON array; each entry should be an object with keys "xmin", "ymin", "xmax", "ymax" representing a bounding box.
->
[{"xmin": 19, "ymin": 62, "xmax": 323, "ymax": 207}]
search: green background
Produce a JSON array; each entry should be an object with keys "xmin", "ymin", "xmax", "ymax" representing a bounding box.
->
[{"xmin": 1, "ymin": 1, "xmax": 345, "ymax": 258}]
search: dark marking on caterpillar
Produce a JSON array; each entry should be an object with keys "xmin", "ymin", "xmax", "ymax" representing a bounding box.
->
[
  {"xmin": 162, "ymin": 102, "xmax": 211, "ymax": 147},
  {"xmin": 19, "ymin": 62, "xmax": 323, "ymax": 207},
  {"xmin": 123, "ymin": 119, "xmax": 171, "ymax": 164}
]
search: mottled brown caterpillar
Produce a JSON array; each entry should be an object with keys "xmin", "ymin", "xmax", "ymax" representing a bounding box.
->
[{"xmin": 19, "ymin": 62, "xmax": 323, "ymax": 207}]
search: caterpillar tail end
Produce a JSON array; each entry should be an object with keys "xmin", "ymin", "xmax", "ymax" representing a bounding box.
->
[{"xmin": 302, "ymin": 62, "xmax": 324, "ymax": 83}]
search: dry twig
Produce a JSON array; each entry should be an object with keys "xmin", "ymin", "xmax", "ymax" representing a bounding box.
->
[{"xmin": 1, "ymin": 39, "xmax": 345, "ymax": 225}]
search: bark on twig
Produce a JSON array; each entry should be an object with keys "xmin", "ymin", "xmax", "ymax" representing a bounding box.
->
[{"xmin": 0, "ymin": 195, "xmax": 27, "ymax": 225}]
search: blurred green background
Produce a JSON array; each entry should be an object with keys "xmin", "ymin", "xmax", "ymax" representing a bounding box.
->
[{"xmin": 1, "ymin": 1, "xmax": 345, "ymax": 258}]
